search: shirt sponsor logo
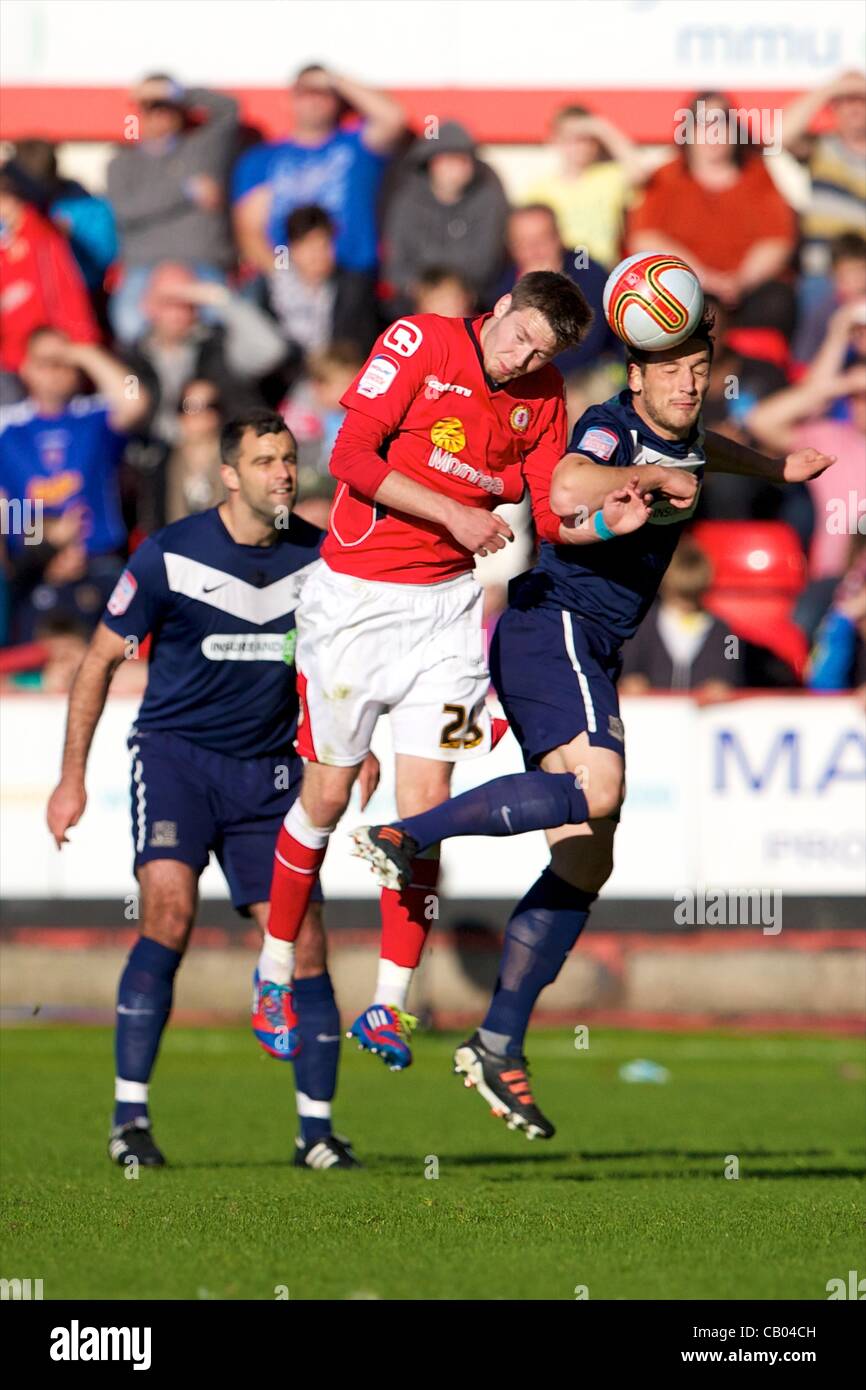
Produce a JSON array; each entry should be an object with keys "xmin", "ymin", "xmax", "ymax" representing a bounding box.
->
[
  {"xmin": 356, "ymin": 354, "xmax": 399, "ymax": 399},
  {"xmin": 201, "ymin": 634, "xmax": 287, "ymax": 661},
  {"xmin": 26, "ymin": 470, "xmax": 84, "ymax": 506},
  {"xmin": 429, "ymin": 417, "xmax": 466, "ymax": 454},
  {"xmin": 427, "ymin": 447, "xmax": 504, "ymax": 495},
  {"xmin": 509, "ymin": 403, "xmax": 531, "ymax": 434},
  {"xmin": 107, "ymin": 569, "xmax": 138, "ymax": 617},
  {"xmin": 424, "ymin": 374, "xmax": 473, "ymax": 401},
  {"xmin": 149, "ymin": 820, "xmax": 179, "ymax": 848},
  {"xmin": 382, "ymin": 319, "xmax": 423, "ymax": 357},
  {"xmin": 578, "ymin": 427, "xmax": 619, "ymax": 460}
]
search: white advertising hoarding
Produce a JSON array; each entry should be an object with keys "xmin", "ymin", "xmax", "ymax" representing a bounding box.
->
[{"xmin": 1, "ymin": 693, "xmax": 862, "ymax": 902}]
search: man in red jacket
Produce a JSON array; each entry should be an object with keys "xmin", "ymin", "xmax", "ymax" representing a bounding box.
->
[
  {"xmin": 0, "ymin": 167, "xmax": 100, "ymax": 376},
  {"xmin": 253, "ymin": 271, "xmax": 634, "ymax": 1075}
]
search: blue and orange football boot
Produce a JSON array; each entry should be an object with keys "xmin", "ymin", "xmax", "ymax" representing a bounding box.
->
[
  {"xmin": 251, "ymin": 969, "xmax": 300, "ymax": 1060},
  {"xmin": 347, "ymin": 1004, "xmax": 418, "ymax": 1070}
]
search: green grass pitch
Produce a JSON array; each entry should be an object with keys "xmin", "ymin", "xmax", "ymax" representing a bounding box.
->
[{"xmin": 1, "ymin": 1026, "xmax": 863, "ymax": 1301}]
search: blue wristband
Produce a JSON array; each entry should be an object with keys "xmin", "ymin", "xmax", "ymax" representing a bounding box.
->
[{"xmin": 593, "ymin": 509, "xmax": 617, "ymax": 541}]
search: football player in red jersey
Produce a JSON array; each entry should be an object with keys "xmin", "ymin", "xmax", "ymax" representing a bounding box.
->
[{"xmin": 256, "ymin": 271, "xmax": 650, "ymax": 1070}]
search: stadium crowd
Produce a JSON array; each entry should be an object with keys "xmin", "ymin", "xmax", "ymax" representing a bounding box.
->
[{"xmin": 1, "ymin": 65, "xmax": 864, "ymax": 693}]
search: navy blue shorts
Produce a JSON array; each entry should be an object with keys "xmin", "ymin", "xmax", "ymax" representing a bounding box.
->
[
  {"xmin": 490, "ymin": 604, "xmax": 625, "ymax": 767},
  {"xmin": 126, "ymin": 729, "xmax": 322, "ymax": 915}
]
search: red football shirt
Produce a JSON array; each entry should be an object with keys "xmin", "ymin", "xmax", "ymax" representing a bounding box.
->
[{"xmin": 322, "ymin": 313, "xmax": 567, "ymax": 583}]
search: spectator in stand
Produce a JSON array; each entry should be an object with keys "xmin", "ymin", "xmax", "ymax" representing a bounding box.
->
[
  {"xmin": 12, "ymin": 139, "xmax": 118, "ymax": 301},
  {"xmin": 494, "ymin": 202, "xmax": 622, "ymax": 411},
  {"xmin": 620, "ymin": 541, "xmax": 745, "ymax": 695},
  {"xmin": 799, "ymin": 294, "xmax": 866, "ymax": 408},
  {"xmin": 280, "ymin": 342, "xmax": 365, "ymax": 490},
  {"xmin": 628, "ymin": 92, "xmax": 797, "ymax": 368},
  {"xmin": 411, "ymin": 266, "xmax": 476, "ymax": 317},
  {"xmin": 780, "ymin": 69, "xmax": 866, "ymax": 310},
  {"xmin": 107, "ymin": 76, "xmax": 240, "ymax": 344},
  {"xmin": 794, "ymin": 233, "xmax": 866, "ymax": 367},
  {"xmin": 0, "ymin": 330, "xmax": 148, "ymax": 640},
  {"xmin": 806, "ymin": 540, "xmax": 866, "ymax": 691},
  {"xmin": 256, "ymin": 204, "xmax": 379, "ymax": 377},
  {"xmin": 745, "ymin": 364, "xmax": 866, "ymax": 583},
  {"xmin": 0, "ymin": 165, "xmax": 100, "ymax": 390},
  {"xmin": 620, "ymin": 539, "xmax": 798, "ymax": 692},
  {"xmin": 383, "ymin": 121, "xmax": 509, "ymax": 312},
  {"xmin": 232, "ymin": 64, "xmax": 404, "ymax": 277},
  {"xmin": 123, "ymin": 263, "xmax": 286, "ymax": 448},
  {"xmin": 520, "ymin": 105, "xmax": 655, "ymax": 269},
  {"xmin": 163, "ymin": 379, "xmax": 225, "ymax": 524}
]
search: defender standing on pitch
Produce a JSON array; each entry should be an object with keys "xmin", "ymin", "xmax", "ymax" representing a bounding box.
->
[
  {"xmin": 353, "ymin": 313, "xmax": 835, "ymax": 1135},
  {"xmin": 47, "ymin": 411, "xmax": 377, "ymax": 1170}
]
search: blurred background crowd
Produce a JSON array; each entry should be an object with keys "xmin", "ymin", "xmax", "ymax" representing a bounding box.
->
[{"xmin": 1, "ymin": 64, "xmax": 864, "ymax": 697}]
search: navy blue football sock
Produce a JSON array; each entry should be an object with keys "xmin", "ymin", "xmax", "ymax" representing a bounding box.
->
[
  {"xmin": 113, "ymin": 936, "xmax": 182, "ymax": 1127},
  {"xmin": 292, "ymin": 972, "xmax": 341, "ymax": 1144},
  {"xmin": 398, "ymin": 771, "xmax": 589, "ymax": 853},
  {"xmin": 480, "ymin": 870, "xmax": 596, "ymax": 1058}
]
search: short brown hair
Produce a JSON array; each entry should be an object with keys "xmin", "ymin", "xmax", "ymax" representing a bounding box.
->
[{"xmin": 507, "ymin": 270, "xmax": 593, "ymax": 352}]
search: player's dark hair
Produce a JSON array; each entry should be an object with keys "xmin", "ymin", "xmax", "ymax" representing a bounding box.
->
[
  {"xmin": 626, "ymin": 304, "xmax": 716, "ymax": 369},
  {"xmin": 220, "ymin": 411, "xmax": 292, "ymax": 467},
  {"xmin": 831, "ymin": 232, "xmax": 866, "ymax": 266},
  {"xmin": 506, "ymin": 270, "xmax": 593, "ymax": 352},
  {"xmin": 286, "ymin": 204, "xmax": 335, "ymax": 243}
]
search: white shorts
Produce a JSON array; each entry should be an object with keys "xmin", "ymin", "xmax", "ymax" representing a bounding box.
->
[{"xmin": 294, "ymin": 564, "xmax": 493, "ymax": 766}]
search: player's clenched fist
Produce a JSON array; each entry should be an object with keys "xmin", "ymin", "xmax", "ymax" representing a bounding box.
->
[
  {"xmin": 47, "ymin": 778, "xmax": 87, "ymax": 848},
  {"xmin": 444, "ymin": 502, "xmax": 514, "ymax": 557}
]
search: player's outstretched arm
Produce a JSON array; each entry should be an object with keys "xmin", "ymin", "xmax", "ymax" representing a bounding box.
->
[
  {"xmin": 549, "ymin": 452, "xmax": 697, "ymax": 518},
  {"xmin": 703, "ymin": 428, "xmax": 836, "ymax": 485},
  {"xmin": 46, "ymin": 623, "xmax": 127, "ymax": 848}
]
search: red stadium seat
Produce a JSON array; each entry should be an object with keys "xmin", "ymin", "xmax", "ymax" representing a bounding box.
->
[{"xmin": 690, "ymin": 521, "xmax": 809, "ymax": 678}]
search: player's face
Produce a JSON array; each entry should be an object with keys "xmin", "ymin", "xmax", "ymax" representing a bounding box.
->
[
  {"xmin": 628, "ymin": 339, "xmax": 712, "ymax": 438},
  {"xmin": 482, "ymin": 300, "xmax": 558, "ymax": 383},
  {"xmin": 227, "ymin": 429, "xmax": 298, "ymax": 523}
]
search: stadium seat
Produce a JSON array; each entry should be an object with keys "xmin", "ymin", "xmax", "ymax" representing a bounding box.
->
[{"xmin": 690, "ymin": 521, "xmax": 809, "ymax": 678}]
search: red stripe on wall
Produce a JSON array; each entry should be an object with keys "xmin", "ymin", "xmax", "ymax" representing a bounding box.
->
[{"xmin": 0, "ymin": 86, "xmax": 835, "ymax": 145}]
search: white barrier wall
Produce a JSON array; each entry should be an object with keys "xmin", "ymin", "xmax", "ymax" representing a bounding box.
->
[
  {"xmin": 1, "ymin": 693, "xmax": 863, "ymax": 901},
  {"xmin": 2, "ymin": 0, "xmax": 861, "ymax": 87}
]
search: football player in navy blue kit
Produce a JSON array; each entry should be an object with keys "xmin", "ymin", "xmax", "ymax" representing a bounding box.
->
[
  {"xmin": 47, "ymin": 410, "xmax": 377, "ymax": 1170},
  {"xmin": 353, "ymin": 314, "xmax": 836, "ymax": 1137}
]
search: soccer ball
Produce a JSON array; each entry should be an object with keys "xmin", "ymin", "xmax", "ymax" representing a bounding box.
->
[{"xmin": 603, "ymin": 253, "xmax": 704, "ymax": 351}]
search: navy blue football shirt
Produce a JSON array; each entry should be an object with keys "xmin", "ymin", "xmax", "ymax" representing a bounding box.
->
[
  {"xmin": 530, "ymin": 390, "xmax": 705, "ymax": 652},
  {"xmin": 101, "ymin": 507, "xmax": 323, "ymax": 757}
]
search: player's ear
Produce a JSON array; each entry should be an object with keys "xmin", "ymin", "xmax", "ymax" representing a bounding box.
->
[
  {"xmin": 220, "ymin": 461, "xmax": 240, "ymax": 492},
  {"xmin": 491, "ymin": 294, "xmax": 512, "ymax": 320},
  {"xmin": 626, "ymin": 360, "xmax": 644, "ymax": 395}
]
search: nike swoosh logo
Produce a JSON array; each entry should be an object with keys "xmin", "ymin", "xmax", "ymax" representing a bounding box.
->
[
  {"xmin": 501, "ymin": 805, "xmax": 514, "ymax": 834},
  {"xmin": 116, "ymin": 1006, "xmax": 156, "ymax": 1016},
  {"xmin": 316, "ymin": 1034, "xmax": 341, "ymax": 1043},
  {"xmin": 202, "ymin": 582, "xmax": 228, "ymax": 594}
]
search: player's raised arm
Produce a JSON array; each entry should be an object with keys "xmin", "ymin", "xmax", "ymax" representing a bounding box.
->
[
  {"xmin": 703, "ymin": 426, "xmax": 836, "ymax": 485},
  {"xmin": 547, "ymin": 450, "xmax": 698, "ymax": 520},
  {"xmin": 46, "ymin": 622, "xmax": 128, "ymax": 847}
]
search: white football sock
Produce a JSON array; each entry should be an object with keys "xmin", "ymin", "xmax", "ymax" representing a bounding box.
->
[
  {"xmin": 374, "ymin": 958, "xmax": 414, "ymax": 1010},
  {"xmin": 258, "ymin": 932, "xmax": 295, "ymax": 986}
]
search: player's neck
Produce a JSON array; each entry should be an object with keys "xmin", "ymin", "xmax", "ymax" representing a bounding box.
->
[{"xmin": 218, "ymin": 500, "xmax": 279, "ymax": 548}]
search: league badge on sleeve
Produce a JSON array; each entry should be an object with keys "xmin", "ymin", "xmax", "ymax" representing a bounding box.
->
[
  {"xmin": 577, "ymin": 427, "xmax": 619, "ymax": 461},
  {"xmin": 357, "ymin": 355, "xmax": 399, "ymax": 399},
  {"xmin": 107, "ymin": 568, "xmax": 138, "ymax": 616}
]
